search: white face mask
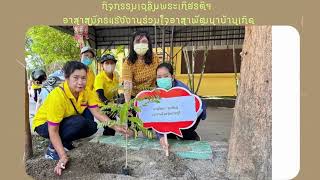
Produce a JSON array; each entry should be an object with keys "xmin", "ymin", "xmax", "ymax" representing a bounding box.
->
[
  {"xmin": 134, "ymin": 43, "xmax": 149, "ymax": 56},
  {"xmin": 105, "ymin": 64, "xmax": 115, "ymax": 73}
]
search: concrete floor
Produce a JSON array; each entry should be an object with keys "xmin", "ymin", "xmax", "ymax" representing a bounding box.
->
[
  {"xmin": 29, "ymin": 99, "xmax": 234, "ymax": 142},
  {"xmin": 197, "ymin": 106, "xmax": 233, "ymax": 142}
]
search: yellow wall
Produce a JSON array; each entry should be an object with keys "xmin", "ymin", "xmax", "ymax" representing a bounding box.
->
[
  {"xmin": 108, "ymin": 46, "xmax": 239, "ymax": 97},
  {"xmin": 173, "ymin": 46, "xmax": 239, "ymax": 97},
  {"xmin": 175, "ymin": 74, "xmax": 238, "ymax": 97}
]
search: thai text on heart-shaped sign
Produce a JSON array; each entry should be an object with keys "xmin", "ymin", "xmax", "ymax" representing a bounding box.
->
[{"xmin": 134, "ymin": 87, "xmax": 201, "ymax": 137}]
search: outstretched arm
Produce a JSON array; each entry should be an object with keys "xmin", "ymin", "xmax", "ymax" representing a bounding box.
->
[
  {"xmin": 123, "ymin": 80, "xmax": 133, "ymax": 103},
  {"xmin": 48, "ymin": 125, "xmax": 69, "ymax": 176},
  {"xmin": 89, "ymin": 107, "xmax": 133, "ymax": 136},
  {"xmin": 96, "ymin": 89, "xmax": 109, "ymax": 104}
]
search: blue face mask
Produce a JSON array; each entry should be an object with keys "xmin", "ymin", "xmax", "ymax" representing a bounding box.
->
[
  {"xmin": 157, "ymin": 77, "xmax": 173, "ymax": 90},
  {"xmin": 82, "ymin": 57, "xmax": 92, "ymax": 66}
]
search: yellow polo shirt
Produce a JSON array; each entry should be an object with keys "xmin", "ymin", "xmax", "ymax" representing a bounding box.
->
[
  {"xmin": 31, "ymin": 83, "xmax": 42, "ymax": 90},
  {"xmin": 32, "ymin": 81, "xmax": 100, "ymax": 131},
  {"xmin": 86, "ymin": 68, "xmax": 95, "ymax": 91},
  {"xmin": 94, "ymin": 71, "xmax": 119, "ymax": 104}
]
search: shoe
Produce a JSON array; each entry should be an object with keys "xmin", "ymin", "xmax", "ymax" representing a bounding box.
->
[
  {"xmin": 182, "ymin": 131, "xmax": 201, "ymax": 141},
  {"xmin": 44, "ymin": 147, "xmax": 60, "ymax": 160},
  {"xmin": 194, "ymin": 131, "xmax": 201, "ymax": 141}
]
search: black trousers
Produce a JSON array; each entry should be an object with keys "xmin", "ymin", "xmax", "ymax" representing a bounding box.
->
[
  {"xmin": 102, "ymin": 108, "xmax": 116, "ymax": 136},
  {"xmin": 166, "ymin": 115, "xmax": 202, "ymax": 140},
  {"xmin": 35, "ymin": 108, "xmax": 98, "ymax": 148},
  {"xmin": 33, "ymin": 88, "xmax": 41, "ymax": 102}
]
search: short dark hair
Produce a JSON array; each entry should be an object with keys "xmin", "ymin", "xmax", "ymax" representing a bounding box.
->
[
  {"xmin": 127, "ymin": 30, "xmax": 153, "ymax": 65},
  {"xmin": 63, "ymin": 61, "xmax": 88, "ymax": 79},
  {"xmin": 156, "ymin": 62, "xmax": 174, "ymax": 75}
]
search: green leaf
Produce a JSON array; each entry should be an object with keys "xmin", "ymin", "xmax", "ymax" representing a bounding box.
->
[
  {"xmin": 132, "ymin": 106, "xmax": 141, "ymax": 113},
  {"xmin": 119, "ymin": 103, "xmax": 129, "ymax": 125},
  {"xmin": 128, "ymin": 117, "xmax": 143, "ymax": 127},
  {"xmin": 25, "ymin": 25, "xmax": 79, "ymax": 73}
]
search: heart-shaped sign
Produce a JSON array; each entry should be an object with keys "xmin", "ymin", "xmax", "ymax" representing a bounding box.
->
[{"xmin": 134, "ymin": 87, "xmax": 201, "ymax": 137}]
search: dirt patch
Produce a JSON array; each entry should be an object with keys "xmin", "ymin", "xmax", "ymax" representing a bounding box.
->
[{"xmin": 26, "ymin": 135, "xmax": 228, "ymax": 179}]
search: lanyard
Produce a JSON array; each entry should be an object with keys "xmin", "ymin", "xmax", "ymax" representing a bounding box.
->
[{"xmin": 58, "ymin": 86, "xmax": 80, "ymax": 115}]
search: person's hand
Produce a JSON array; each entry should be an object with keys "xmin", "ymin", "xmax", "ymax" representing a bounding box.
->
[
  {"xmin": 126, "ymin": 128, "xmax": 135, "ymax": 138},
  {"xmin": 160, "ymin": 136, "xmax": 169, "ymax": 156},
  {"xmin": 112, "ymin": 125, "xmax": 134, "ymax": 137},
  {"xmin": 54, "ymin": 156, "xmax": 69, "ymax": 176}
]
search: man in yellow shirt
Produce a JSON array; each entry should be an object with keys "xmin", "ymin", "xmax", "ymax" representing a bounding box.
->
[
  {"xmin": 80, "ymin": 46, "xmax": 96, "ymax": 91},
  {"xmin": 94, "ymin": 54, "xmax": 120, "ymax": 136}
]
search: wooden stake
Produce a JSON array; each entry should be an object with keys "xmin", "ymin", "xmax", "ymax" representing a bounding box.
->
[{"xmin": 164, "ymin": 134, "xmax": 169, "ymax": 156}]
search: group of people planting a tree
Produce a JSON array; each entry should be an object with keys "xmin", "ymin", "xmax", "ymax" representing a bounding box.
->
[{"xmin": 31, "ymin": 30, "xmax": 207, "ymax": 175}]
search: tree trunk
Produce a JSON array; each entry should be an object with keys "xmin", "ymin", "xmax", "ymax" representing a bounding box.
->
[
  {"xmin": 227, "ymin": 26, "xmax": 272, "ymax": 180},
  {"xmin": 25, "ymin": 69, "xmax": 33, "ymax": 160}
]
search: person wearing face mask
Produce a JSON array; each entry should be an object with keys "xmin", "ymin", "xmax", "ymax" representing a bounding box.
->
[
  {"xmin": 154, "ymin": 63, "xmax": 207, "ymax": 152},
  {"xmin": 32, "ymin": 61, "xmax": 132, "ymax": 176},
  {"xmin": 80, "ymin": 46, "xmax": 96, "ymax": 91},
  {"xmin": 94, "ymin": 54, "xmax": 120, "ymax": 136},
  {"xmin": 122, "ymin": 30, "xmax": 160, "ymax": 104}
]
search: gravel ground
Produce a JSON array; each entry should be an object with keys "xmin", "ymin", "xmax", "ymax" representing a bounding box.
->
[{"xmin": 25, "ymin": 135, "xmax": 229, "ymax": 180}]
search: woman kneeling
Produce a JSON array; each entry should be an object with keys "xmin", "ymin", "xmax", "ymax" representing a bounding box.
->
[
  {"xmin": 155, "ymin": 63, "xmax": 207, "ymax": 151},
  {"xmin": 32, "ymin": 61, "xmax": 131, "ymax": 175}
]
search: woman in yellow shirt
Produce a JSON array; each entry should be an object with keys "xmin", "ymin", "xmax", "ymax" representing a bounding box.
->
[
  {"xmin": 32, "ymin": 61, "xmax": 131, "ymax": 176},
  {"xmin": 122, "ymin": 30, "xmax": 160, "ymax": 103},
  {"xmin": 95, "ymin": 54, "xmax": 119, "ymax": 105},
  {"xmin": 80, "ymin": 46, "xmax": 96, "ymax": 91},
  {"xmin": 94, "ymin": 54, "xmax": 119, "ymax": 136}
]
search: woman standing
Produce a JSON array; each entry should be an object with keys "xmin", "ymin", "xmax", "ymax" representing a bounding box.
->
[
  {"xmin": 80, "ymin": 46, "xmax": 96, "ymax": 91},
  {"xmin": 122, "ymin": 30, "xmax": 160, "ymax": 103}
]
